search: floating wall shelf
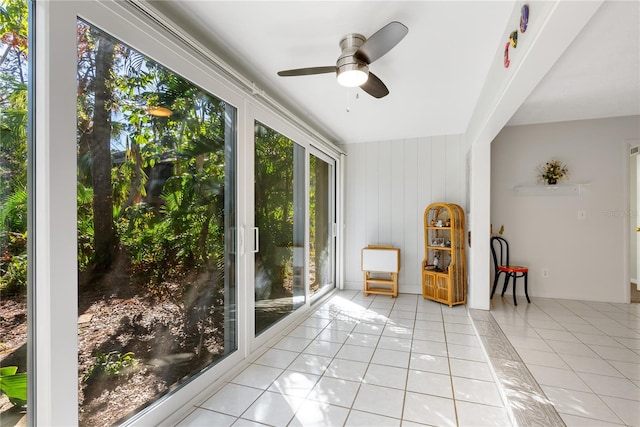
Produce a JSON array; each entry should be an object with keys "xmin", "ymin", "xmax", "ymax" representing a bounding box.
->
[{"xmin": 512, "ymin": 182, "xmax": 590, "ymax": 196}]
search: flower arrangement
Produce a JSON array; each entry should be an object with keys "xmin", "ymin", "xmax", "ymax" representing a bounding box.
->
[{"xmin": 538, "ymin": 159, "xmax": 569, "ymax": 185}]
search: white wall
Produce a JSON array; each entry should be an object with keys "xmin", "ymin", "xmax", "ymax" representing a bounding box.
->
[
  {"xmin": 491, "ymin": 116, "xmax": 639, "ymax": 303},
  {"xmin": 463, "ymin": 1, "xmax": 603, "ymax": 310},
  {"xmin": 342, "ymin": 135, "xmax": 464, "ymax": 294}
]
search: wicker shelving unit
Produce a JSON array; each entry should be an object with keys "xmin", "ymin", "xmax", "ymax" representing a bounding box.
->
[{"xmin": 421, "ymin": 203, "xmax": 466, "ymax": 307}]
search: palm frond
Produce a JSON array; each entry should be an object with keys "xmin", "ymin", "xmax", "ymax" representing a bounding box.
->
[{"xmin": 0, "ymin": 187, "xmax": 27, "ymax": 231}]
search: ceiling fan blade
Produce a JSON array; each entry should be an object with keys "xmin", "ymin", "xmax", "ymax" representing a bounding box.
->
[
  {"xmin": 360, "ymin": 72, "xmax": 389, "ymax": 98},
  {"xmin": 355, "ymin": 21, "xmax": 408, "ymax": 64},
  {"xmin": 277, "ymin": 66, "xmax": 336, "ymax": 77}
]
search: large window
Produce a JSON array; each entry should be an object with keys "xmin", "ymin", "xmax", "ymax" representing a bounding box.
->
[
  {"xmin": 76, "ymin": 21, "xmax": 236, "ymax": 425},
  {"xmin": 0, "ymin": 0, "xmax": 28, "ymax": 423},
  {"xmin": 254, "ymin": 121, "xmax": 305, "ymax": 335}
]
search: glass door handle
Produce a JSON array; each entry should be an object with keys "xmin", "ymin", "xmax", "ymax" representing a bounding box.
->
[
  {"xmin": 252, "ymin": 227, "xmax": 260, "ymax": 253},
  {"xmin": 230, "ymin": 227, "xmax": 237, "ymax": 254}
]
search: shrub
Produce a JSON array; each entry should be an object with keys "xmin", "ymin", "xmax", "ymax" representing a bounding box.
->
[
  {"xmin": 83, "ymin": 351, "xmax": 137, "ymax": 382},
  {"xmin": 0, "ymin": 251, "xmax": 27, "ymax": 295}
]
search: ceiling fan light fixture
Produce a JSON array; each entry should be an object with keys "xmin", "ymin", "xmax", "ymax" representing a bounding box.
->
[
  {"xmin": 277, "ymin": 22, "xmax": 408, "ymax": 98},
  {"xmin": 336, "ymin": 61, "xmax": 369, "ymax": 87}
]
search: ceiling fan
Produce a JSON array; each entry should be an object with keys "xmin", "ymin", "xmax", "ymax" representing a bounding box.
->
[{"xmin": 277, "ymin": 21, "xmax": 408, "ymax": 99}]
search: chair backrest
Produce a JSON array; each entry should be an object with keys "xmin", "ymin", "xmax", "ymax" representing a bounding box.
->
[{"xmin": 490, "ymin": 236, "xmax": 509, "ymax": 270}]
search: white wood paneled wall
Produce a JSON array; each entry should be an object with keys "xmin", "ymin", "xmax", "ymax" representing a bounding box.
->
[{"xmin": 342, "ymin": 135, "xmax": 465, "ymax": 294}]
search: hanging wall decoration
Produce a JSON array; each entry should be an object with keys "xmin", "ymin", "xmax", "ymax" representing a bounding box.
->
[
  {"xmin": 520, "ymin": 4, "xmax": 530, "ymax": 33},
  {"xmin": 510, "ymin": 30, "xmax": 518, "ymax": 48},
  {"xmin": 503, "ymin": 4, "xmax": 530, "ymax": 68},
  {"xmin": 504, "ymin": 42, "xmax": 511, "ymax": 68}
]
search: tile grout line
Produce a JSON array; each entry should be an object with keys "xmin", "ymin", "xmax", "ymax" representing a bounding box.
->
[
  {"xmin": 183, "ymin": 293, "xmax": 511, "ymax": 426},
  {"xmin": 440, "ymin": 305, "xmax": 461, "ymax": 427}
]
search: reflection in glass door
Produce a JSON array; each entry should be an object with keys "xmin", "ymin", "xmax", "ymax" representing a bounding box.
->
[
  {"xmin": 309, "ymin": 153, "xmax": 335, "ymax": 297},
  {"xmin": 254, "ymin": 122, "xmax": 305, "ymax": 335},
  {"xmin": 75, "ymin": 21, "xmax": 237, "ymax": 425}
]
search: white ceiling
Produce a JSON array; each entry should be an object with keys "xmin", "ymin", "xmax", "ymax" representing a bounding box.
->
[
  {"xmin": 150, "ymin": 1, "xmax": 640, "ymax": 144},
  {"xmin": 509, "ymin": 0, "xmax": 640, "ymax": 126}
]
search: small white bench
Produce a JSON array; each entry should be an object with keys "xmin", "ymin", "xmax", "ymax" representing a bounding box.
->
[{"xmin": 361, "ymin": 245, "xmax": 401, "ymax": 298}]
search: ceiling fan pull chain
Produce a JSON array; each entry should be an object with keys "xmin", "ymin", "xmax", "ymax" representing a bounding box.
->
[{"xmin": 346, "ymin": 89, "xmax": 350, "ymax": 112}]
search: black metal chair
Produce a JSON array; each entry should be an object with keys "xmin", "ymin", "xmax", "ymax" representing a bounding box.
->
[{"xmin": 490, "ymin": 236, "xmax": 530, "ymax": 306}]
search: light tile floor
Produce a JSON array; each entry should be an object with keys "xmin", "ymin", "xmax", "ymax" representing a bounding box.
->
[
  {"xmin": 490, "ymin": 296, "xmax": 640, "ymax": 427},
  {"xmin": 174, "ymin": 291, "xmax": 640, "ymax": 427}
]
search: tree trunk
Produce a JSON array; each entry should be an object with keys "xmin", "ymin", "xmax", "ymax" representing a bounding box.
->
[{"xmin": 89, "ymin": 35, "xmax": 116, "ymax": 273}]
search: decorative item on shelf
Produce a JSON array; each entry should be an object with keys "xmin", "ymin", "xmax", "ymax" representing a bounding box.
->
[
  {"xmin": 432, "ymin": 237, "xmax": 445, "ymax": 247},
  {"xmin": 445, "ymin": 218, "xmax": 451, "ymax": 227},
  {"xmin": 538, "ymin": 159, "xmax": 568, "ymax": 185},
  {"xmin": 435, "ymin": 220, "xmax": 443, "ymax": 227},
  {"xmin": 433, "ymin": 252, "xmax": 440, "ymax": 269},
  {"xmin": 490, "ymin": 224, "xmax": 505, "ymax": 237},
  {"xmin": 430, "ymin": 219, "xmax": 435, "ymax": 227},
  {"xmin": 445, "ymin": 240, "xmax": 451, "ymax": 248}
]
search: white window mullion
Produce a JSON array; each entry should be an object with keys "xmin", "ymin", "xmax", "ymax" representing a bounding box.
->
[{"xmin": 34, "ymin": 1, "xmax": 80, "ymax": 425}]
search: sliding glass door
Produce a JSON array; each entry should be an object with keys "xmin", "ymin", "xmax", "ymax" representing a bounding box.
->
[
  {"xmin": 75, "ymin": 21, "xmax": 236, "ymax": 425},
  {"xmin": 34, "ymin": 2, "xmax": 343, "ymax": 423},
  {"xmin": 309, "ymin": 151, "xmax": 335, "ymax": 298},
  {"xmin": 254, "ymin": 121, "xmax": 306, "ymax": 335}
]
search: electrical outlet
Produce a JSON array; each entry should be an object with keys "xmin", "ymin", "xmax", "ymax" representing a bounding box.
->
[
  {"xmin": 578, "ymin": 210, "xmax": 587, "ymax": 220},
  {"xmin": 541, "ymin": 268, "xmax": 550, "ymax": 278}
]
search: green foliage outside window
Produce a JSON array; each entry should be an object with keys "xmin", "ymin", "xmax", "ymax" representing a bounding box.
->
[
  {"xmin": 0, "ymin": 0, "xmax": 28, "ymax": 295},
  {"xmin": 75, "ymin": 21, "xmax": 229, "ymax": 285},
  {"xmin": 0, "ymin": 366, "xmax": 27, "ymax": 407},
  {"xmin": 82, "ymin": 351, "xmax": 138, "ymax": 382}
]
